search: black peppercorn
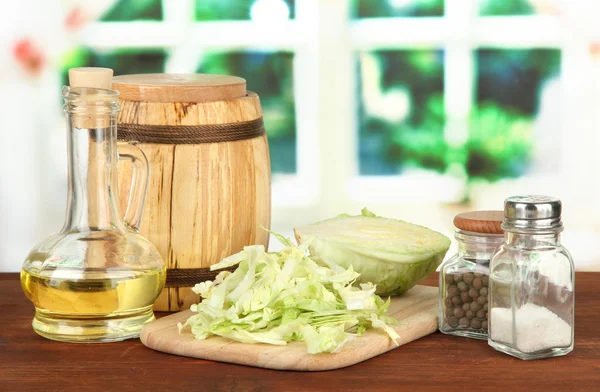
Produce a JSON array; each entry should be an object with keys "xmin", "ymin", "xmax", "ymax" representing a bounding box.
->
[
  {"xmin": 445, "ymin": 297, "xmax": 453, "ymax": 307},
  {"xmin": 470, "ymin": 301, "xmax": 481, "ymax": 311},
  {"xmin": 474, "ymin": 272, "xmax": 483, "ymax": 278},
  {"xmin": 445, "ymin": 274, "xmax": 455, "ymax": 284},
  {"xmin": 470, "ymin": 319, "xmax": 482, "ymax": 329},
  {"xmin": 457, "ymin": 281, "xmax": 468, "ymax": 292},
  {"xmin": 463, "ymin": 273, "xmax": 474, "ymax": 284},
  {"xmin": 451, "ymin": 296, "xmax": 461, "ymax": 305},
  {"xmin": 479, "ymin": 287, "xmax": 488, "ymax": 297},
  {"xmin": 483, "ymin": 303, "xmax": 489, "ymax": 312},
  {"xmin": 473, "ymin": 278, "xmax": 483, "ymax": 289},
  {"xmin": 469, "ymin": 288, "xmax": 479, "ymax": 299},
  {"xmin": 446, "ymin": 307, "xmax": 454, "ymax": 318},
  {"xmin": 453, "ymin": 308, "xmax": 465, "ymax": 318},
  {"xmin": 476, "ymin": 309, "xmax": 486, "ymax": 319},
  {"xmin": 477, "ymin": 296, "xmax": 487, "ymax": 305},
  {"xmin": 448, "ymin": 285, "xmax": 459, "ymax": 296},
  {"xmin": 459, "ymin": 317, "xmax": 469, "ymax": 326},
  {"xmin": 449, "ymin": 317, "xmax": 459, "ymax": 328},
  {"xmin": 462, "ymin": 303, "xmax": 470, "ymax": 311},
  {"xmin": 466, "ymin": 310, "xmax": 475, "ymax": 319},
  {"xmin": 460, "ymin": 291, "xmax": 472, "ymax": 303},
  {"xmin": 453, "ymin": 274, "xmax": 462, "ymax": 283},
  {"xmin": 482, "ymin": 276, "xmax": 489, "ymax": 287},
  {"xmin": 482, "ymin": 319, "xmax": 488, "ymax": 330}
]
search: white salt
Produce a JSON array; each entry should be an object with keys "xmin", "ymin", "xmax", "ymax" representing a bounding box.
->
[{"xmin": 490, "ymin": 303, "xmax": 572, "ymax": 353}]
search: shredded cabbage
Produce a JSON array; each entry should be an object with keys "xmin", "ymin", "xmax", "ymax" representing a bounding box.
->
[{"xmin": 178, "ymin": 231, "xmax": 399, "ymax": 354}]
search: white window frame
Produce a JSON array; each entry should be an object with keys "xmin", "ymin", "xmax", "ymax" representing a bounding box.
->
[{"xmin": 78, "ymin": 0, "xmax": 600, "ymax": 236}]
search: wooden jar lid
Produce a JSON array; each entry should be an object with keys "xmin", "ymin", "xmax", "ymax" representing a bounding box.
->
[
  {"xmin": 453, "ymin": 211, "xmax": 504, "ymax": 234},
  {"xmin": 112, "ymin": 74, "xmax": 247, "ymax": 103}
]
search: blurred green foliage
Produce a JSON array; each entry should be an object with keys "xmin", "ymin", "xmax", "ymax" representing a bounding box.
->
[
  {"xmin": 359, "ymin": 48, "xmax": 560, "ymax": 181},
  {"xmin": 195, "ymin": 0, "xmax": 295, "ymax": 20},
  {"xmin": 477, "ymin": 49, "xmax": 560, "ymax": 115},
  {"xmin": 101, "ymin": 0, "xmax": 162, "ymax": 21},
  {"xmin": 469, "ymin": 49, "xmax": 559, "ymax": 180},
  {"xmin": 479, "ymin": 0, "xmax": 534, "ymax": 16},
  {"xmin": 359, "ymin": 50, "xmax": 445, "ymax": 175},
  {"xmin": 353, "ymin": 0, "xmax": 444, "ymax": 18},
  {"xmin": 390, "ymin": 93, "xmax": 446, "ymax": 171},
  {"xmin": 466, "ymin": 104, "xmax": 532, "ymax": 179},
  {"xmin": 197, "ymin": 52, "xmax": 296, "ymax": 173}
]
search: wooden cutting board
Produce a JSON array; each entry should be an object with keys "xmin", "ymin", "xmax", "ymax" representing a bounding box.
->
[{"xmin": 140, "ymin": 285, "xmax": 438, "ymax": 371}]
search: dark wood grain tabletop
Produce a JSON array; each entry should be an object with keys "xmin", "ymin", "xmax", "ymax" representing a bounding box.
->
[{"xmin": 1, "ymin": 272, "xmax": 598, "ymax": 391}]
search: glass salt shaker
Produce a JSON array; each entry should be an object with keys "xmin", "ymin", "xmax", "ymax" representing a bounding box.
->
[
  {"xmin": 439, "ymin": 211, "xmax": 504, "ymax": 340},
  {"xmin": 488, "ymin": 196, "xmax": 574, "ymax": 360}
]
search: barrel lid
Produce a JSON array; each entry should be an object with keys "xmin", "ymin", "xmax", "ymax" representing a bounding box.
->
[
  {"xmin": 112, "ymin": 74, "xmax": 247, "ymax": 103},
  {"xmin": 453, "ymin": 211, "xmax": 504, "ymax": 234}
]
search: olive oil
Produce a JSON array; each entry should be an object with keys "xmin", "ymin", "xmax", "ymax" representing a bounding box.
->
[{"xmin": 21, "ymin": 267, "xmax": 165, "ymax": 342}]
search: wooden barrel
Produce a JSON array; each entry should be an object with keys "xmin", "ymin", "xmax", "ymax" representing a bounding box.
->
[{"xmin": 112, "ymin": 74, "xmax": 271, "ymax": 311}]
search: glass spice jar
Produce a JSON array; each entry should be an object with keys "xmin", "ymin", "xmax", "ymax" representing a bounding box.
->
[
  {"xmin": 439, "ymin": 211, "xmax": 504, "ymax": 340},
  {"xmin": 488, "ymin": 196, "xmax": 574, "ymax": 360}
]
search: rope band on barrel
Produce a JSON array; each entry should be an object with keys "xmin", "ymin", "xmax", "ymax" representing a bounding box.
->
[
  {"xmin": 165, "ymin": 267, "xmax": 237, "ymax": 288},
  {"xmin": 117, "ymin": 117, "xmax": 265, "ymax": 144}
]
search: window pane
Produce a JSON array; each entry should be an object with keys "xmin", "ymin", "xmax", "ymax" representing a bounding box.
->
[
  {"xmin": 353, "ymin": 0, "xmax": 444, "ymax": 18},
  {"xmin": 101, "ymin": 0, "xmax": 163, "ymax": 21},
  {"xmin": 478, "ymin": 0, "xmax": 534, "ymax": 16},
  {"xmin": 195, "ymin": 0, "xmax": 295, "ymax": 21},
  {"xmin": 470, "ymin": 49, "xmax": 561, "ymax": 179},
  {"xmin": 197, "ymin": 52, "xmax": 296, "ymax": 174},
  {"xmin": 358, "ymin": 50, "xmax": 445, "ymax": 175}
]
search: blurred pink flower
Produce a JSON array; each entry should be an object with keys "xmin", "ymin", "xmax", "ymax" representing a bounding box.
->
[
  {"xmin": 65, "ymin": 7, "xmax": 87, "ymax": 31},
  {"xmin": 6, "ymin": 1, "xmax": 115, "ymax": 78},
  {"xmin": 13, "ymin": 38, "xmax": 45, "ymax": 76}
]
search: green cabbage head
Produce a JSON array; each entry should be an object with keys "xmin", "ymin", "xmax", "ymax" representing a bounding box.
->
[{"xmin": 294, "ymin": 209, "xmax": 451, "ymax": 296}]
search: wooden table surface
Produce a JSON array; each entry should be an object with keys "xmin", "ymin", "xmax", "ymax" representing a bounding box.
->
[{"xmin": 1, "ymin": 272, "xmax": 598, "ymax": 391}]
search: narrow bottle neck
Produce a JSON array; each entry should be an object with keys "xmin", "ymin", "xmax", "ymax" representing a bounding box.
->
[
  {"xmin": 62, "ymin": 114, "xmax": 123, "ymax": 232},
  {"xmin": 455, "ymin": 230, "xmax": 504, "ymax": 261},
  {"xmin": 504, "ymin": 231, "xmax": 561, "ymax": 247}
]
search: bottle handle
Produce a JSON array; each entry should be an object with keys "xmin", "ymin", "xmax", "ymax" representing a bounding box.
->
[{"xmin": 117, "ymin": 142, "xmax": 149, "ymax": 231}]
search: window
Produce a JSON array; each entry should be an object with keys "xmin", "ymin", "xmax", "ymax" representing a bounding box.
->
[
  {"xmin": 358, "ymin": 49, "xmax": 445, "ymax": 176},
  {"xmin": 55, "ymin": 0, "xmax": 600, "ymax": 268}
]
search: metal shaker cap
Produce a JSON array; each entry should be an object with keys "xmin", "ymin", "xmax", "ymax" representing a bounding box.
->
[{"xmin": 502, "ymin": 195, "xmax": 563, "ymax": 231}]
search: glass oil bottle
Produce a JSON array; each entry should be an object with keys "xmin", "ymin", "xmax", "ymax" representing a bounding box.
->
[{"xmin": 20, "ymin": 68, "xmax": 165, "ymax": 342}]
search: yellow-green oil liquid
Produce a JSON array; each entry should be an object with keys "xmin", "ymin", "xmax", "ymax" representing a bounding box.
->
[{"xmin": 21, "ymin": 267, "xmax": 165, "ymax": 342}]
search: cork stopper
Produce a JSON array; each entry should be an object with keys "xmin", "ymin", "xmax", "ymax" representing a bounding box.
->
[
  {"xmin": 453, "ymin": 211, "xmax": 504, "ymax": 234},
  {"xmin": 69, "ymin": 67, "xmax": 113, "ymax": 89},
  {"xmin": 65, "ymin": 67, "xmax": 117, "ymax": 129}
]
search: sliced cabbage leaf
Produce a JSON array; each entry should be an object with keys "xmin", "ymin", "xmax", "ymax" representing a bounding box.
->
[
  {"xmin": 294, "ymin": 208, "xmax": 451, "ymax": 296},
  {"xmin": 179, "ymin": 233, "xmax": 399, "ymax": 354}
]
